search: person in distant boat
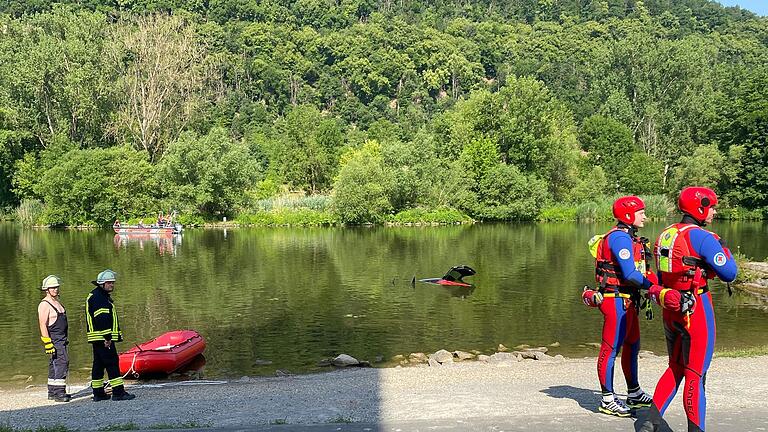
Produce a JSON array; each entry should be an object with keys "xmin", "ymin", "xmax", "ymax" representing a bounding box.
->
[
  {"xmin": 38, "ymin": 275, "xmax": 70, "ymax": 402},
  {"xmin": 85, "ymin": 269, "xmax": 135, "ymax": 401},
  {"xmin": 582, "ymin": 196, "xmax": 659, "ymax": 416},
  {"xmin": 137, "ymin": 219, "xmax": 144, "ymax": 228}
]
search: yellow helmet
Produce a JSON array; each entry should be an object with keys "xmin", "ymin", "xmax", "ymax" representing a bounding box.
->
[{"xmin": 41, "ymin": 275, "xmax": 62, "ymax": 291}]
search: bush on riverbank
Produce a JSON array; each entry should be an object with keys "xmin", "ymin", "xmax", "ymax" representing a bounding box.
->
[
  {"xmin": 1, "ymin": 205, "xmax": 16, "ymax": 221},
  {"xmin": 33, "ymin": 147, "xmax": 156, "ymax": 226},
  {"xmin": 716, "ymin": 345, "xmax": 768, "ymax": 358},
  {"xmin": 235, "ymin": 209, "xmax": 338, "ymax": 227},
  {"xmin": 14, "ymin": 199, "xmax": 44, "ymax": 226},
  {"xmin": 387, "ymin": 207, "xmax": 471, "ymax": 225},
  {"xmin": 538, "ymin": 195, "xmax": 673, "ymax": 221},
  {"xmin": 252, "ymin": 195, "xmax": 332, "ymax": 213},
  {"xmin": 715, "ymin": 207, "xmax": 766, "ymax": 220}
]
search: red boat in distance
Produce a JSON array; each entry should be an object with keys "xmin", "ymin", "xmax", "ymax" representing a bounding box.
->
[{"xmin": 119, "ymin": 330, "xmax": 206, "ymax": 377}]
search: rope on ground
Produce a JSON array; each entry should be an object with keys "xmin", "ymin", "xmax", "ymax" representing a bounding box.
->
[{"xmin": 130, "ymin": 380, "xmax": 227, "ymax": 389}]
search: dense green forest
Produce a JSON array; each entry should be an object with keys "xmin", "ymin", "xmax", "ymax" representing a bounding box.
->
[{"xmin": 0, "ymin": 0, "xmax": 765, "ymax": 225}]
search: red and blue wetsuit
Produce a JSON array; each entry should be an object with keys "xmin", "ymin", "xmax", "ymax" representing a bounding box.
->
[
  {"xmin": 594, "ymin": 223, "xmax": 654, "ymax": 398},
  {"xmin": 647, "ymin": 217, "xmax": 737, "ymax": 432}
]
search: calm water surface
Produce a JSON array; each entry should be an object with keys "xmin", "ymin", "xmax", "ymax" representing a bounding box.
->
[{"xmin": 1, "ymin": 221, "xmax": 767, "ymax": 387}]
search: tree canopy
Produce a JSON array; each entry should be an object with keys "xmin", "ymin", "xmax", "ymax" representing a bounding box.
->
[{"xmin": 1, "ymin": 0, "xmax": 766, "ymax": 224}]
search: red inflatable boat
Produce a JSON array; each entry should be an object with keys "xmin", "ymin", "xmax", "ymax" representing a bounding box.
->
[{"xmin": 119, "ymin": 330, "xmax": 206, "ymax": 377}]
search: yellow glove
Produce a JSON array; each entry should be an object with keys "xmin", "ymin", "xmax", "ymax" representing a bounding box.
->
[{"xmin": 41, "ymin": 336, "xmax": 55, "ymax": 355}]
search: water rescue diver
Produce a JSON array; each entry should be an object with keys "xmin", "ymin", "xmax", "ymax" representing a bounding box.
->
[
  {"xmin": 419, "ymin": 265, "xmax": 476, "ymax": 287},
  {"xmin": 582, "ymin": 196, "xmax": 658, "ymax": 417},
  {"xmin": 639, "ymin": 187, "xmax": 737, "ymax": 432}
]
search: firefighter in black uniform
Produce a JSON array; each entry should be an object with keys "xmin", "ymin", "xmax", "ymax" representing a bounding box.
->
[
  {"xmin": 86, "ymin": 269, "xmax": 135, "ymax": 401},
  {"xmin": 38, "ymin": 275, "xmax": 70, "ymax": 402}
]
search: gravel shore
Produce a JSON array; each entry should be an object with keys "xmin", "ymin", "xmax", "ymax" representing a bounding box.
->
[{"xmin": 1, "ymin": 354, "xmax": 767, "ymax": 431}]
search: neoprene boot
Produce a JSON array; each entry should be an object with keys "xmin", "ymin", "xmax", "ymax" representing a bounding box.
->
[
  {"xmin": 687, "ymin": 419, "xmax": 704, "ymax": 432},
  {"xmin": 638, "ymin": 404, "xmax": 662, "ymax": 432}
]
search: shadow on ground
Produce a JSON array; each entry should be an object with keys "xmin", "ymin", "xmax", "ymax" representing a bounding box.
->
[
  {"xmin": 541, "ymin": 385, "xmax": 602, "ymax": 413},
  {"xmin": 541, "ymin": 384, "xmax": 674, "ymax": 430}
]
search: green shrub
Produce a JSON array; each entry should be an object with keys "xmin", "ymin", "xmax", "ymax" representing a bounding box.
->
[
  {"xmin": 253, "ymin": 195, "xmax": 332, "ymax": 212},
  {"xmin": 715, "ymin": 207, "xmax": 766, "ymax": 220},
  {"xmin": 36, "ymin": 147, "xmax": 156, "ymax": 226},
  {"xmin": 388, "ymin": 207, "xmax": 471, "ymax": 224},
  {"xmin": 332, "ymin": 141, "xmax": 394, "ymax": 224},
  {"xmin": 574, "ymin": 199, "xmax": 611, "ymax": 221},
  {"xmin": 572, "ymin": 194, "xmax": 671, "ymax": 221},
  {"xmin": 157, "ymin": 127, "xmax": 260, "ymax": 218},
  {"xmin": 15, "ymin": 199, "xmax": 45, "ymax": 226},
  {"xmin": 537, "ymin": 205, "xmax": 578, "ymax": 221},
  {"xmin": 252, "ymin": 177, "xmax": 281, "ymax": 200},
  {"xmin": 616, "ymin": 153, "xmax": 665, "ymax": 195},
  {"xmin": 640, "ymin": 194, "xmax": 674, "ymax": 219},
  {"xmin": 236, "ymin": 209, "xmax": 337, "ymax": 226}
]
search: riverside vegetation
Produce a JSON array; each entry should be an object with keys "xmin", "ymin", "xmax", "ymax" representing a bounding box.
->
[{"xmin": 0, "ymin": 1, "xmax": 766, "ymax": 226}]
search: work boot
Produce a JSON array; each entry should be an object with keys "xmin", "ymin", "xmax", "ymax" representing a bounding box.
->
[
  {"xmin": 111, "ymin": 392, "xmax": 136, "ymax": 401},
  {"xmin": 627, "ymin": 391, "xmax": 653, "ymax": 408},
  {"xmin": 48, "ymin": 393, "xmax": 71, "ymax": 401},
  {"xmin": 53, "ymin": 394, "xmax": 71, "ymax": 403},
  {"xmin": 92, "ymin": 389, "xmax": 111, "ymax": 402},
  {"xmin": 599, "ymin": 397, "xmax": 631, "ymax": 417}
]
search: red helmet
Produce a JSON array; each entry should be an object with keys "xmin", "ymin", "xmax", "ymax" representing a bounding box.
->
[
  {"xmin": 678, "ymin": 186, "xmax": 718, "ymax": 223},
  {"xmin": 612, "ymin": 196, "xmax": 645, "ymax": 225}
]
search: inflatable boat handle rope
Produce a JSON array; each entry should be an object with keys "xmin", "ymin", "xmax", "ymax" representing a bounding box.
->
[{"xmin": 122, "ymin": 344, "xmax": 144, "ymax": 379}]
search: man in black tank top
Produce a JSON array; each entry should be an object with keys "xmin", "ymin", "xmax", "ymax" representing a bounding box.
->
[{"xmin": 37, "ymin": 275, "xmax": 70, "ymax": 402}]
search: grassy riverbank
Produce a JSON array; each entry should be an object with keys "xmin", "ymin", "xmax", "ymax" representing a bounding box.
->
[
  {"xmin": 716, "ymin": 345, "xmax": 768, "ymax": 358},
  {"xmin": 11, "ymin": 193, "xmax": 766, "ymax": 228}
]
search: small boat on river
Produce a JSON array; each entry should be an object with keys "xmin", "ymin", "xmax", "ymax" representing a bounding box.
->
[
  {"xmin": 119, "ymin": 330, "xmax": 206, "ymax": 377},
  {"xmin": 113, "ymin": 211, "xmax": 182, "ymax": 235}
]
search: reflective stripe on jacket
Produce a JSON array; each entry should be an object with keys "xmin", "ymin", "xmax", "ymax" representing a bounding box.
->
[{"xmin": 85, "ymin": 288, "xmax": 122, "ymax": 343}]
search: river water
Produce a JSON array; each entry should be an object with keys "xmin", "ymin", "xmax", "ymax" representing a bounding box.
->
[{"xmin": 1, "ymin": 221, "xmax": 766, "ymax": 387}]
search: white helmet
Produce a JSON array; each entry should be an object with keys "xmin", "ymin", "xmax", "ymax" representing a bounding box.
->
[
  {"xmin": 41, "ymin": 275, "xmax": 62, "ymax": 291},
  {"xmin": 96, "ymin": 269, "xmax": 117, "ymax": 284}
]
